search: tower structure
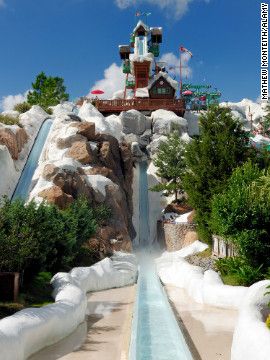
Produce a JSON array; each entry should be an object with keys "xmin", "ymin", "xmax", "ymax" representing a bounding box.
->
[{"xmin": 119, "ymin": 20, "xmax": 176, "ymax": 99}]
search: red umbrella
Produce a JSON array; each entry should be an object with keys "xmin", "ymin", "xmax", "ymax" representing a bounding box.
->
[
  {"xmin": 200, "ymin": 95, "xmax": 206, "ymax": 101},
  {"xmin": 91, "ymin": 89, "xmax": 104, "ymax": 95},
  {"xmin": 183, "ymin": 90, "xmax": 193, "ymax": 96}
]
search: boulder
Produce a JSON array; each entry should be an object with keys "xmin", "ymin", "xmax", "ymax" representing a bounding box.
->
[
  {"xmin": 140, "ymin": 129, "xmax": 152, "ymax": 146},
  {"xmin": 38, "ymin": 186, "xmax": 73, "ymax": 209},
  {"xmin": 0, "ymin": 145, "xmax": 17, "ymax": 196},
  {"xmin": 147, "ymin": 134, "xmax": 167, "ymax": 156},
  {"xmin": 0, "ymin": 126, "xmax": 28, "ymax": 160},
  {"xmin": 66, "ymin": 141, "xmax": 93, "ymax": 164},
  {"xmin": 152, "ymin": 109, "xmax": 188, "ymax": 135},
  {"xmin": 120, "ymin": 109, "xmax": 146, "ymax": 135},
  {"xmin": 131, "ymin": 142, "xmax": 146, "ymax": 159},
  {"xmin": 42, "ymin": 164, "xmax": 60, "ymax": 181},
  {"xmin": 184, "ymin": 111, "xmax": 200, "ymax": 136},
  {"xmin": 71, "ymin": 122, "xmax": 95, "ymax": 141},
  {"xmin": 53, "ymin": 170, "xmax": 93, "ymax": 200},
  {"xmin": 80, "ymin": 166, "xmax": 117, "ymax": 184},
  {"xmin": 56, "ymin": 127, "xmax": 86, "ymax": 149}
]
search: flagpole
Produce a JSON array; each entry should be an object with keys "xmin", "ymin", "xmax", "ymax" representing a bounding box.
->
[{"xmin": 179, "ymin": 46, "xmax": 182, "ymax": 98}]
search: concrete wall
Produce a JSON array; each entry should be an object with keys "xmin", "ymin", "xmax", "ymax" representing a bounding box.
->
[
  {"xmin": 163, "ymin": 222, "xmax": 197, "ymax": 251},
  {"xmin": 212, "ymin": 235, "xmax": 237, "ymax": 258}
]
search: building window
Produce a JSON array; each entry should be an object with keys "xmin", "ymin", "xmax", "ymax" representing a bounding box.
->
[{"xmin": 157, "ymin": 87, "xmax": 170, "ymax": 94}]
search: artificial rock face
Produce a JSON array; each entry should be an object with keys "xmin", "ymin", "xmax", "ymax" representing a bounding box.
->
[
  {"xmin": 0, "ymin": 126, "xmax": 28, "ymax": 160},
  {"xmin": 34, "ymin": 114, "xmax": 135, "ymax": 257},
  {"xmin": 120, "ymin": 109, "xmax": 147, "ymax": 135}
]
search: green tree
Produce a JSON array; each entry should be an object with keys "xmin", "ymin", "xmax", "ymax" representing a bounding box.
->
[
  {"xmin": 0, "ymin": 197, "xmax": 106, "ymax": 278},
  {"xmin": 211, "ymin": 161, "xmax": 270, "ymax": 268},
  {"xmin": 27, "ymin": 72, "xmax": 69, "ymax": 110},
  {"xmin": 150, "ymin": 131, "xmax": 186, "ymax": 201},
  {"xmin": 183, "ymin": 105, "xmax": 251, "ymax": 242}
]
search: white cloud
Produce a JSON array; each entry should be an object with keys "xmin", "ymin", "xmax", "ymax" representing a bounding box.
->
[
  {"xmin": 1, "ymin": 91, "xmax": 29, "ymax": 111},
  {"xmin": 0, "ymin": 0, "xmax": 6, "ymax": 8},
  {"xmin": 89, "ymin": 63, "xmax": 125, "ymax": 99},
  {"xmin": 159, "ymin": 52, "xmax": 192, "ymax": 79},
  {"xmin": 115, "ymin": 0, "xmax": 209, "ymax": 19}
]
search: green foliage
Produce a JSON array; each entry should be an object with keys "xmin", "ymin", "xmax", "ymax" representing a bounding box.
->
[
  {"xmin": 266, "ymin": 314, "xmax": 270, "ymax": 329},
  {"xmin": 183, "ymin": 106, "xmax": 253, "ymax": 242},
  {"xmin": 150, "ymin": 131, "xmax": 186, "ymax": 200},
  {"xmin": 262, "ymin": 104, "xmax": 270, "ymax": 136},
  {"xmin": 211, "ymin": 162, "xmax": 270, "ymax": 267},
  {"xmin": 13, "ymin": 102, "xmax": 31, "ymax": 114},
  {"xmin": 27, "ymin": 72, "xmax": 69, "ymax": 111},
  {"xmin": 0, "ymin": 114, "xmax": 20, "ymax": 126},
  {"xmin": 0, "ymin": 197, "xmax": 108, "ymax": 277},
  {"xmin": 22, "ymin": 272, "xmax": 53, "ymax": 306},
  {"xmin": 0, "ymin": 303, "xmax": 24, "ymax": 319},
  {"xmin": 215, "ymin": 257, "xmax": 265, "ymax": 286}
]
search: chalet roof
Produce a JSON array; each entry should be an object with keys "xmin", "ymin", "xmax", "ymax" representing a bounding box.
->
[
  {"xmin": 133, "ymin": 20, "xmax": 150, "ymax": 34},
  {"xmin": 148, "ymin": 72, "xmax": 178, "ymax": 91},
  {"xmin": 150, "ymin": 27, "xmax": 163, "ymax": 35}
]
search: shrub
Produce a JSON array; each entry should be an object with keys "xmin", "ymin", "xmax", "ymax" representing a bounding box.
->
[
  {"xmin": 215, "ymin": 257, "xmax": 264, "ymax": 286},
  {"xmin": 13, "ymin": 102, "xmax": 31, "ymax": 114},
  {"xmin": 0, "ymin": 114, "xmax": 20, "ymax": 126},
  {"xmin": 266, "ymin": 314, "xmax": 270, "ymax": 329},
  {"xmin": 0, "ymin": 197, "xmax": 109, "ymax": 282},
  {"xmin": 211, "ymin": 162, "xmax": 270, "ymax": 267},
  {"xmin": 183, "ymin": 105, "xmax": 251, "ymax": 242}
]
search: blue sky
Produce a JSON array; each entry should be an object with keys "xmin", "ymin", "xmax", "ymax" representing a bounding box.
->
[{"xmin": 0, "ymin": 0, "xmax": 263, "ymax": 109}]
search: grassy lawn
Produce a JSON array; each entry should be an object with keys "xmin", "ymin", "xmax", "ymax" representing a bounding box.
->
[
  {"xmin": 220, "ymin": 274, "xmax": 241, "ymax": 286},
  {"xmin": 196, "ymin": 248, "xmax": 212, "ymax": 258}
]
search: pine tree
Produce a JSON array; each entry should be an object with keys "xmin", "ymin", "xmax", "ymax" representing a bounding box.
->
[
  {"xmin": 151, "ymin": 131, "xmax": 186, "ymax": 201},
  {"xmin": 27, "ymin": 72, "xmax": 69, "ymax": 111},
  {"xmin": 183, "ymin": 105, "xmax": 251, "ymax": 242}
]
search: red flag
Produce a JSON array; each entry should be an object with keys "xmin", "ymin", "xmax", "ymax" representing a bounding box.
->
[
  {"xmin": 135, "ymin": 11, "xmax": 141, "ymax": 16},
  {"xmin": 180, "ymin": 46, "xmax": 193, "ymax": 57}
]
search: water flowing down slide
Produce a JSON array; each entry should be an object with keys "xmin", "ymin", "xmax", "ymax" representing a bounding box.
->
[
  {"xmin": 130, "ymin": 161, "xmax": 193, "ymax": 360},
  {"xmin": 12, "ymin": 118, "xmax": 53, "ymax": 201}
]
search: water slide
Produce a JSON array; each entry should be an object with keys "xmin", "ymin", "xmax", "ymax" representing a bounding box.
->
[
  {"xmin": 12, "ymin": 118, "xmax": 53, "ymax": 201},
  {"xmin": 129, "ymin": 161, "xmax": 193, "ymax": 360}
]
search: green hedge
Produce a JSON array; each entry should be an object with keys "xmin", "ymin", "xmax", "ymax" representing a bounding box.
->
[
  {"xmin": 211, "ymin": 161, "xmax": 270, "ymax": 268},
  {"xmin": 0, "ymin": 197, "xmax": 110, "ymax": 280}
]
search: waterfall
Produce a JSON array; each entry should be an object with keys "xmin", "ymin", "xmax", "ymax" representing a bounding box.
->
[
  {"xmin": 12, "ymin": 118, "xmax": 53, "ymax": 201},
  {"xmin": 138, "ymin": 161, "xmax": 150, "ymax": 246},
  {"xmin": 130, "ymin": 160, "xmax": 193, "ymax": 360}
]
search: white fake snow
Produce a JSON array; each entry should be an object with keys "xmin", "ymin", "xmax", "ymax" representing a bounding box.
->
[
  {"xmin": 156, "ymin": 241, "xmax": 247, "ymax": 309},
  {"xmin": 231, "ymin": 280, "xmax": 270, "ymax": 360},
  {"xmin": 85, "ymin": 174, "xmax": 116, "ymax": 200},
  {"xmin": 175, "ymin": 211, "xmax": 193, "ymax": 223},
  {"xmin": 0, "ymin": 252, "xmax": 137, "ymax": 360},
  {"xmin": 151, "ymin": 109, "xmax": 188, "ymax": 135},
  {"xmin": 78, "ymin": 102, "xmax": 123, "ymax": 141},
  {"xmin": 0, "ymin": 145, "xmax": 17, "ymax": 195},
  {"xmin": 112, "ymin": 89, "xmax": 125, "ymax": 100},
  {"xmin": 148, "ymin": 71, "xmax": 178, "ymax": 91},
  {"xmin": 0, "ymin": 105, "xmax": 50, "ymax": 198},
  {"xmin": 135, "ymin": 87, "xmax": 149, "ymax": 98}
]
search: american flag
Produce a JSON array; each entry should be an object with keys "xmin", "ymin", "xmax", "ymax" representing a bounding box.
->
[{"xmin": 180, "ymin": 46, "xmax": 193, "ymax": 57}]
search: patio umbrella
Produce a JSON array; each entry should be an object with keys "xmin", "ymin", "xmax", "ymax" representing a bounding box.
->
[
  {"xmin": 91, "ymin": 89, "xmax": 104, "ymax": 95},
  {"xmin": 200, "ymin": 95, "xmax": 206, "ymax": 101},
  {"xmin": 183, "ymin": 90, "xmax": 193, "ymax": 96}
]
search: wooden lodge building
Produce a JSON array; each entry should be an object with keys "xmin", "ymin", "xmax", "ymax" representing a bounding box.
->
[{"xmin": 79, "ymin": 20, "xmax": 185, "ymax": 116}]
